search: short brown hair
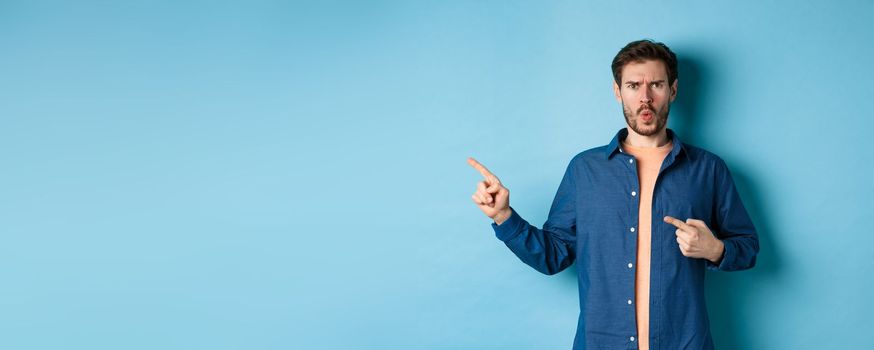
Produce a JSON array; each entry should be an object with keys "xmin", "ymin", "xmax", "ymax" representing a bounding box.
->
[{"xmin": 611, "ymin": 39, "xmax": 678, "ymax": 85}]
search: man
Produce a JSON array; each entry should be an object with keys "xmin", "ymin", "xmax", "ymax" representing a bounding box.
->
[{"xmin": 467, "ymin": 39, "xmax": 759, "ymax": 350}]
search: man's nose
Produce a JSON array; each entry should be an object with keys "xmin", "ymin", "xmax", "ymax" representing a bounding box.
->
[{"xmin": 640, "ymin": 86, "xmax": 653, "ymax": 104}]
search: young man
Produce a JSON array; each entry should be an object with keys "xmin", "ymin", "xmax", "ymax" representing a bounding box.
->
[{"xmin": 468, "ymin": 39, "xmax": 759, "ymax": 350}]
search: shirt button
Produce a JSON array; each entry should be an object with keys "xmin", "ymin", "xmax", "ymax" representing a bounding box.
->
[
  {"xmin": 628, "ymin": 263, "xmax": 633, "ymax": 268},
  {"xmin": 627, "ymin": 299, "xmax": 632, "ymax": 305},
  {"xmin": 630, "ymin": 336, "xmax": 635, "ymax": 342},
  {"xmin": 629, "ymin": 159, "xmax": 634, "ymax": 164},
  {"xmin": 631, "ymin": 191, "xmax": 637, "ymax": 196},
  {"xmin": 630, "ymin": 227, "xmax": 635, "ymax": 232}
]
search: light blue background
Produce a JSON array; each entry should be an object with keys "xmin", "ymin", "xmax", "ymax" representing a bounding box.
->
[{"xmin": 2, "ymin": 1, "xmax": 871, "ymax": 349}]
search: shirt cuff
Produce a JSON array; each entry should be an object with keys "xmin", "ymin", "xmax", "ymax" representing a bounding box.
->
[{"xmin": 491, "ymin": 207, "xmax": 524, "ymax": 242}]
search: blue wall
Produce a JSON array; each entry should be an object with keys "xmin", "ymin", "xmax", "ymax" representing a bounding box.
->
[{"xmin": 2, "ymin": 1, "xmax": 872, "ymax": 349}]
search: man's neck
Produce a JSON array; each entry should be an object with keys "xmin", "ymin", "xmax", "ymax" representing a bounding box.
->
[{"xmin": 623, "ymin": 127, "xmax": 671, "ymax": 148}]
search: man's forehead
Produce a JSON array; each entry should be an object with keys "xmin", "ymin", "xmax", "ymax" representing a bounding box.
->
[{"xmin": 621, "ymin": 60, "xmax": 668, "ymax": 81}]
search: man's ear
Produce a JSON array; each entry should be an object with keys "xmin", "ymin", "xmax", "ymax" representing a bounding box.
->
[
  {"xmin": 613, "ymin": 81, "xmax": 622, "ymax": 103},
  {"xmin": 670, "ymin": 79, "xmax": 678, "ymax": 102}
]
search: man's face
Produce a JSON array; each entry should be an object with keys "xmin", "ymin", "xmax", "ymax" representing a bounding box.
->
[{"xmin": 613, "ymin": 60, "xmax": 678, "ymax": 137}]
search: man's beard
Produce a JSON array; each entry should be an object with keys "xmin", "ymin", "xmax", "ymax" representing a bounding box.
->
[{"xmin": 623, "ymin": 102, "xmax": 670, "ymax": 137}]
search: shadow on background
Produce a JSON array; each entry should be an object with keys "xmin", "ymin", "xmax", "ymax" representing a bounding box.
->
[{"xmin": 676, "ymin": 55, "xmax": 783, "ymax": 349}]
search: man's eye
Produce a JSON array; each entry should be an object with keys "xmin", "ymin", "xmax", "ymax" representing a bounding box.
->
[{"xmin": 651, "ymin": 83, "xmax": 662, "ymax": 88}]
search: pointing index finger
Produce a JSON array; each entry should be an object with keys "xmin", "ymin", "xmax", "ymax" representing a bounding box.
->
[
  {"xmin": 467, "ymin": 157, "xmax": 498, "ymax": 181},
  {"xmin": 664, "ymin": 216, "xmax": 693, "ymax": 232}
]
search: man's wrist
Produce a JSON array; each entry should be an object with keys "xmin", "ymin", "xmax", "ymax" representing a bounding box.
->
[
  {"xmin": 708, "ymin": 240, "xmax": 725, "ymax": 264},
  {"xmin": 493, "ymin": 208, "xmax": 512, "ymax": 225}
]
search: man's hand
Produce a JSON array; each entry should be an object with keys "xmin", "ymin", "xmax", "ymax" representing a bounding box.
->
[
  {"xmin": 663, "ymin": 216, "xmax": 725, "ymax": 264},
  {"xmin": 467, "ymin": 157, "xmax": 511, "ymax": 225}
]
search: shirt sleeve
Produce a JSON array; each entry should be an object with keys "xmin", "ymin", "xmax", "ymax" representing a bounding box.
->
[
  {"xmin": 706, "ymin": 157, "xmax": 760, "ymax": 271},
  {"xmin": 491, "ymin": 158, "xmax": 577, "ymax": 275}
]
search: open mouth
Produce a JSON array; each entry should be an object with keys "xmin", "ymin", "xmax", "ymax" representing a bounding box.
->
[{"xmin": 640, "ymin": 109, "xmax": 654, "ymax": 121}]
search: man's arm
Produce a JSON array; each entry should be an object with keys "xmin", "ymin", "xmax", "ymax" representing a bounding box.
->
[
  {"xmin": 468, "ymin": 158, "xmax": 577, "ymax": 275},
  {"xmin": 706, "ymin": 158, "xmax": 760, "ymax": 271},
  {"xmin": 663, "ymin": 158, "xmax": 758, "ymax": 271}
]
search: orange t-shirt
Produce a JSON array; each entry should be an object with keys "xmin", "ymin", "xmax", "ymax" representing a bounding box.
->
[{"xmin": 621, "ymin": 140, "xmax": 673, "ymax": 350}]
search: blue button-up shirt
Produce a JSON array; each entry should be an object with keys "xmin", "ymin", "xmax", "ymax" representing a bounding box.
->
[{"xmin": 492, "ymin": 128, "xmax": 759, "ymax": 350}]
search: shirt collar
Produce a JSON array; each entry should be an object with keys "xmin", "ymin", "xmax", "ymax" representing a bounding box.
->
[{"xmin": 605, "ymin": 127, "xmax": 691, "ymax": 161}]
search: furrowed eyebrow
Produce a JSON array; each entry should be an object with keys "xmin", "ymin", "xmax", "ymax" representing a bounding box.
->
[{"xmin": 625, "ymin": 80, "xmax": 666, "ymax": 86}]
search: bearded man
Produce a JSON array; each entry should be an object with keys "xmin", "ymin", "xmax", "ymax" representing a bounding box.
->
[{"xmin": 468, "ymin": 39, "xmax": 759, "ymax": 350}]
